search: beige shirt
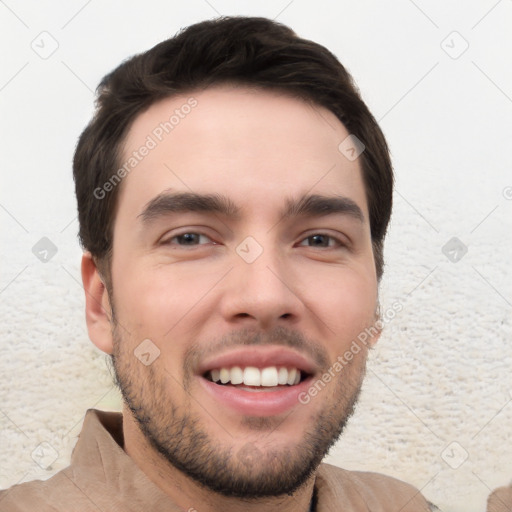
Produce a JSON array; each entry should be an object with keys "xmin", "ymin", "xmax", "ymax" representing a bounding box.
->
[{"xmin": 0, "ymin": 408, "xmax": 437, "ymax": 511}]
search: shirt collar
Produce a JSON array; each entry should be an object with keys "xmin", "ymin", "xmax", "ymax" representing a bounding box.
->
[{"xmin": 71, "ymin": 409, "xmax": 182, "ymax": 510}]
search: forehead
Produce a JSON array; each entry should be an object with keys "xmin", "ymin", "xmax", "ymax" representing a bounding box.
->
[{"xmin": 116, "ymin": 85, "xmax": 368, "ymax": 222}]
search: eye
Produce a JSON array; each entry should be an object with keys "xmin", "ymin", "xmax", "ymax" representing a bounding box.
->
[
  {"xmin": 164, "ymin": 232, "xmax": 214, "ymax": 246},
  {"xmin": 298, "ymin": 233, "xmax": 344, "ymax": 248}
]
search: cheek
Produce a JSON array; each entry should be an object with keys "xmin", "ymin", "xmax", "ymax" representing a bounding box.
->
[
  {"xmin": 302, "ymin": 265, "xmax": 377, "ymax": 339},
  {"xmin": 112, "ymin": 261, "xmax": 220, "ymax": 364},
  {"xmin": 111, "ymin": 223, "xmax": 177, "ymax": 328},
  {"xmin": 111, "ymin": 265, "xmax": 181, "ymax": 337}
]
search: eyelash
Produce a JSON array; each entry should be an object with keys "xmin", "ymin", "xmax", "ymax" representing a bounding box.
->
[{"xmin": 163, "ymin": 231, "xmax": 346, "ymax": 249}]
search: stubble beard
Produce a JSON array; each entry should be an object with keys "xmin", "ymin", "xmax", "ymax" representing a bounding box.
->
[{"xmin": 110, "ymin": 323, "xmax": 367, "ymax": 499}]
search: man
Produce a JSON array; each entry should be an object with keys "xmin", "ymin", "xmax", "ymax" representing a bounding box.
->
[{"xmin": 0, "ymin": 15, "xmax": 438, "ymax": 511}]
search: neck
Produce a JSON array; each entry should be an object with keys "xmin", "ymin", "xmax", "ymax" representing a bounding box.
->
[{"xmin": 122, "ymin": 407, "xmax": 315, "ymax": 512}]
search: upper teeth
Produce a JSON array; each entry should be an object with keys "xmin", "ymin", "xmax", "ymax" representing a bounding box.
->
[{"xmin": 209, "ymin": 366, "xmax": 301, "ymax": 386}]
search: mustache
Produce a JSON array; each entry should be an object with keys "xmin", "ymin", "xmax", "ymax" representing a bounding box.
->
[{"xmin": 184, "ymin": 325, "xmax": 330, "ymax": 373}]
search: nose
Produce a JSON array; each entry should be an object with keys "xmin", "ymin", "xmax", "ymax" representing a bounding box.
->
[{"xmin": 218, "ymin": 239, "xmax": 304, "ymax": 330}]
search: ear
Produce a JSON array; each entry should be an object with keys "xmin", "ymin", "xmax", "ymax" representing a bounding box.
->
[
  {"xmin": 367, "ymin": 302, "xmax": 383, "ymax": 348},
  {"xmin": 367, "ymin": 324, "xmax": 382, "ymax": 348},
  {"xmin": 81, "ymin": 252, "xmax": 114, "ymax": 354}
]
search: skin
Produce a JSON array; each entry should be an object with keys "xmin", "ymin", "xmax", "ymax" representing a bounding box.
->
[{"xmin": 81, "ymin": 85, "xmax": 381, "ymax": 512}]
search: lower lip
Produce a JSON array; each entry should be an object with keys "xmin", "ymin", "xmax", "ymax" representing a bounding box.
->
[{"xmin": 199, "ymin": 376, "xmax": 313, "ymax": 416}]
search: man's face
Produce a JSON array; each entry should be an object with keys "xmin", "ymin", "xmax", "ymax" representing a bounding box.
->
[{"xmin": 105, "ymin": 86, "xmax": 379, "ymax": 497}]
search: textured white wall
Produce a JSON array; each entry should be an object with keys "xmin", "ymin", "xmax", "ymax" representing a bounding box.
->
[{"xmin": 1, "ymin": 2, "xmax": 511, "ymax": 511}]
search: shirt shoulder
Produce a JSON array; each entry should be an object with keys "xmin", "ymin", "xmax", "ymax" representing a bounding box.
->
[
  {"xmin": 316, "ymin": 463, "xmax": 439, "ymax": 512},
  {"xmin": 0, "ymin": 469, "xmax": 91, "ymax": 512}
]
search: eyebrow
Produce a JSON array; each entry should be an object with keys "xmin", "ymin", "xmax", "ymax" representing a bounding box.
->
[{"xmin": 138, "ymin": 191, "xmax": 365, "ymax": 225}]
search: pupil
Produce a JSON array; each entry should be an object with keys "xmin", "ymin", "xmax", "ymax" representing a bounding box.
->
[
  {"xmin": 180, "ymin": 233, "xmax": 197, "ymax": 244},
  {"xmin": 311, "ymin": 235, "xmax": 327, "ymax": 246}
]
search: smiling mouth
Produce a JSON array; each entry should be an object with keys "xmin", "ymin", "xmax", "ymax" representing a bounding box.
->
[{"xmin": 204, "ymin": 366, "xmax": 309, "ymax": 389}]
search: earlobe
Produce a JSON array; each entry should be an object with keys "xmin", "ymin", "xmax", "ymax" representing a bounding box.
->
[
  {"xmin": 81, "ymin": 252, "xmax": 114, "ymax": 355},
  {"xmin": 368, "ymin": 303, "xmax": 383, "ymax": 348},
  {"xmin": 368, "ymin": 323, "xmax": 382, "ymax": 348}
]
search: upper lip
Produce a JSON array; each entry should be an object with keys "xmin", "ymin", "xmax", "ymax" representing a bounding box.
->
[{"xmin": 197, "ymin": 346, "xmax": 318, "ymax": 377}]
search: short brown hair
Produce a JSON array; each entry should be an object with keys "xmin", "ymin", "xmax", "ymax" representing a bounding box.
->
[{"xmin": 73, "ymin": 16, "xmax": 393, "ymax": 284}]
